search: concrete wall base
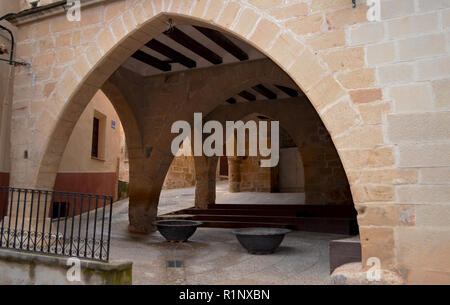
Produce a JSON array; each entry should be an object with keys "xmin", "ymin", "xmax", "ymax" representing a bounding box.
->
[{"xmin": 0, "ymin": 249, "xmax": 132, "ymax": 285}]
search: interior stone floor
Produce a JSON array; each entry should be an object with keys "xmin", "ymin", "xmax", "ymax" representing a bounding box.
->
[{"xmin": 108, "ymin": 183, "xmax": 348, "ymax": 285}]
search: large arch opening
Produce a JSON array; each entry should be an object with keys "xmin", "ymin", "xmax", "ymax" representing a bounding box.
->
[
  {"xmin": 6, "ymin": 0, "xmax": 447, "ymax": 284},
  {"xmin": 36, "ymin": 14, "xmax": 357, "ymax": 233},
  {"xmin": 19, "ymin": 10, "xmax": 371, "ymax": 283}
]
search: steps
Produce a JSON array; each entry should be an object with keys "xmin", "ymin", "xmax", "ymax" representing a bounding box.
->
[
  {"xmin": 329, "ymin": 236, "xmax": 362, "ymax": 274},
  {"xmin": 158, "ymin": 204, "xmax": 359, "ymax": 235}
]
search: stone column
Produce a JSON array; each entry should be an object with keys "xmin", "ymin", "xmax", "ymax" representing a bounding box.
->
[
  {"xmin": 126, "ymin": 151, "xmax": 161, "ymax": 234},
  {"xmin": 127, "ymin": 180, "xmax": 158, "ymax": 234},
  {"xmin": 194, "ymin": 156, "xmax": 218, "ymax": 209},
  {"xmin": 228, "ymin": 157, "xmax": 242, "ymax": 193}
]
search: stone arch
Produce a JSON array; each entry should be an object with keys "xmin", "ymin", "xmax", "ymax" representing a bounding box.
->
[
  {"xmin": 204, "ymin": 97, "xmax": 352, "ymax": 205},
  {"xmin": 35, "ymin": 76, "xmax": 144, "ymax": 190},
  {"xmin": 28, "ymin": 7, "xmax": 373, "ymax": 233}
]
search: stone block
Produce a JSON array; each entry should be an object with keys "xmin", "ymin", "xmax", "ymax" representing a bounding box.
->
[
  {"xmin": 367, "ymin": 42, "xmax": 396, "ymax": 66},
  {"xmin": 338, "ymin": 68, "xmax": 375, "ymax": 89},
  {"xmin": 349, "ymin": 22, "xmax": 385, "ymax": 45},
  {"xmin": 387, "ymin": 112, "xmax": 450, "ymax": 143},
  {"xmin": 398, "ymin": 34, "xmax": 446, "ymax": 61},
  {"xmin": 397, "ymin": 185, "xmax": 450, "ymax": 203},
  {"xmin": 389, "ymin": 84, "xmax": 433, "ymax": 112},
  {"xmin": 398, "ymin": 144, "xmax": 450, "ymax": 167},
  {"xmin": 432, "ymin": 79, "xmax": 450, "ymax": 109}
]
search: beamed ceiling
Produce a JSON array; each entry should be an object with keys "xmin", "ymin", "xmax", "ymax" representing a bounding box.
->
[
  {"xmin": 122, "ymin": 24, "xmax": 266, "ymax": 76},
  {"xmin": 121, "ymin": 24, "xmax": 302, "ymax": 104},
  {"xmin": 225, "ymin": 84, "xmax": 300, "ymax": 104}
]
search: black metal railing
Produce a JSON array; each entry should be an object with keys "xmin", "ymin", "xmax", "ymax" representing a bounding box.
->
[{"xmin": 0, "ymin": 187, "xmax": 113, "ymax": 262}]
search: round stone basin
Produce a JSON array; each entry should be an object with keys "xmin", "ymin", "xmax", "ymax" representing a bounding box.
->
[
  {"xmin": 153, "ymin": 220, "xmax": 203, "ymax": 242},
  {"xmin": 232, "ymin": 228, "xmax": 291, "ymax": 254}
]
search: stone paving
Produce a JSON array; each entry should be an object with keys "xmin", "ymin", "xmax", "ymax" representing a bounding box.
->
[{"xmin": 108, "ymin": 184, "xmax": 348, "ymax": 285}]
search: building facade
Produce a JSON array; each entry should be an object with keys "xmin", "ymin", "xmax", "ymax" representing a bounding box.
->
[
  {"xmin": 54, "ymin": 90, "xmax": 122, "ymax": 199},
  {"xmin": 0, "ymin": 0, "xmax": 449, "ymax": 284}
]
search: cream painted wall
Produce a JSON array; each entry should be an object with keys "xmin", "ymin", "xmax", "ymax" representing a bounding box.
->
[{"xmin": 58, "ymin": 90, "xmax": 121, "ymax": 173}]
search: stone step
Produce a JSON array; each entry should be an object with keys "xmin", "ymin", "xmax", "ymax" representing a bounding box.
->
[
  {"xmin": 208, "ymin": 203, "xmax": 357, "ymax": 215},
  {"xmin": 157, "ymin": 214, "xmax": 358, "ymax": 234},
  {"xmin": 181, "ymin": 204, "xmax": 357, "ymax": 218},
  {"xmin": 329, "ymin": 236, "xmax": 362, "ymax": 274},
  {"xmin": 195, "ymin": 220, "xmax": 289, "ymax": 229}
]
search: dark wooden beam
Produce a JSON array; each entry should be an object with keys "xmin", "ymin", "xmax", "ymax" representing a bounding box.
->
[
  {"xmin": 226, "ymin": 98, "xmax": 237, "ymax": 104},
  {"xmin": 275, "ymin": 85, "xmax": 299, "ymax": 97},
  {"xmin": 131, "ymin": 50, "xmax": 171, "ymax": 71},
  {"xmin": 164, "ymin": 27, "xmax": 223, "ymax": 65},
  {"xmin": 194, "ymin": 26, "xmax": 249, "ymax": 61},
  {"xmin": 238, "ymin": 90, "xmax": 256, "ymax": 101},
  {"xmin": 145, "ymin": 39, "xmax": 196, "ymax": 69},
  {"xmin": 252, "ymin": 84, "xmax": 277, "ymax": 100}
]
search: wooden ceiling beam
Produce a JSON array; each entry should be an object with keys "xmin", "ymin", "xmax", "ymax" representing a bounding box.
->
[
  {"xmin": 164, "ymin": 27, "xmax": 223, "ymax": 65},
  {"xmin": 252, "ymin": 84, "xmax": 277, "ymax": 100},
  {"xmin": 194, "ymin": 26, "xmax": 249, "ymax": 61},
  {"xmin": 145, "ymin": 39, "xmax": 196, "ymax": 69},
  {"xmin": 238, "ymin": 90, "xmax": 257, "ymax": 101},
  {"xmin": 131, "ymin": 50, "xmax": 171, "ymax": 71},
  {"xmin": 275, "ymin": 85, "xmax": 299, "ymax": 97}
]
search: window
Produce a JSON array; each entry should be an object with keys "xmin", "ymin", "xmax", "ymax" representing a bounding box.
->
[{"xmin": 91, "ymin": 117, "xmax": 99, "ymax": 158}]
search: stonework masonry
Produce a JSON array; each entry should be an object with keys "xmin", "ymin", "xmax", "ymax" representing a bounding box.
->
[
  {"xmin": 206, "ymin": 98, "xmax": 351, "ymax": 204},
  {"xmin": 0, "ymin": 0, "xmax": 448, "ymax": 284}
]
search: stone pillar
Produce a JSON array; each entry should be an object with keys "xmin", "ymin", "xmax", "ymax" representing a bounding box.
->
[
  {"xmin": 228, "ymin": 157, "xmax": 242, "ymax": 193},
  {"xmin": 127, "ymin": 184, "xmax": 158, "ymax": 234},
  {"xmin": 127, "ymin": 152, "xmax": 160, "ymax": 234},
  {"xmin": 194, "ymin": 156, "xmax": 218, "ymax": 209}
]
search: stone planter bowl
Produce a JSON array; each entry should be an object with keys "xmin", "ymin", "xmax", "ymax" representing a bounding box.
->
[
  {"xmin": 153, "ymin": 220, "xmax": 203, "ymax": 242},
  {"xmin": 232, "ymin": 228, "xmax": 291, "ymax": 254}
]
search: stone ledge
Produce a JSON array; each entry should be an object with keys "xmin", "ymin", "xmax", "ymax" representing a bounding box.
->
[
  {"xmin": 0, "ymin": 249, "xmax": 132, "ymax": 285},
  {"xmin": 0, "ymin": 249, "xmax": 131, "ymax": 271}
]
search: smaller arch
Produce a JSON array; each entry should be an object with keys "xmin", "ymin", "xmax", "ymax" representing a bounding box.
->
[{"xmin": 205, "ymin": 97, "xmax": 353, "ymax": 205}]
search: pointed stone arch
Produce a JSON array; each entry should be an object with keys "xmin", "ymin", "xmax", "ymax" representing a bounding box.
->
[{"xmin": 10, "ymin": 1, "xmax": 397, "ymax": 273}]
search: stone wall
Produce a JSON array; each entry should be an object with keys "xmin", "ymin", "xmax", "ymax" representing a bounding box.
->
[
  {"xmin": 1, "ymin": 0, "xmax": 20, "ymax": 16},
  {"xmin": 18, "ymin": 0, "xmax": 60, "ymax": 11},
  {"xmin": 0, "ymin": 4, "xmax": 17, "ymax": 183},
  {"xmin": 163, "ymin": 154, "xmax": 196, "ymax": 189},
  {"xmin": 5, "ymin": 0, "xmax": 450, "ymax": 283},
  {"xmin": 207, "ymin": 98, "xmax": 351, "ymax": 204},
  {"xmin": 119, "ymin": 136, "xmax": 197, "ymax": 190},
  {"xmin": 0, "ymin": 249, "xmax": 132, "ymax": 285},
  {"xmin": 54, "ymin": 90, "xmax": 121, "ymax": 199},
  {"xmin": 239, "ymin": 155, "xmax": 273, "ymax": 192},
  {"xmin": 118, "ymin": 123, "xmax": 129, "ymax": 182}
]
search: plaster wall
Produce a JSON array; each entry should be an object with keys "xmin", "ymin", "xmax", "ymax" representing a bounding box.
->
[{"xmin": 4, "ymin": 0, "xmax": 450, "ymax": 283}]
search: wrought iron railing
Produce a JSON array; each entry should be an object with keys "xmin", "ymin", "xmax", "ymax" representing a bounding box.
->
[{"xmin": 0, "ymin": 187, "xmax": 113, "ymax": 262}]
